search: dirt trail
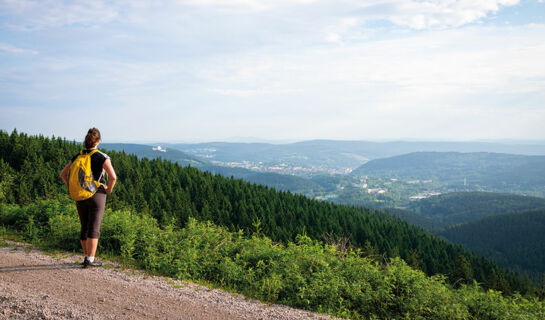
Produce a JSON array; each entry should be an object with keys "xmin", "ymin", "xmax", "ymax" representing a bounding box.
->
[{"xmin": 0, "ymin": 242, "xmax": 335, "ymax": 320}]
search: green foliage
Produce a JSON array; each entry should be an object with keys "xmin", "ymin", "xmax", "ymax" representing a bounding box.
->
[
  {"xmin": 200, "ymin": 165, "xmax": 325, "ymax": 194},
  {"xmin": 101, "ymin": 209, "xmax": 139, "ymax": 259},
  {"xmin": 456, "ymin": 284, "xmax": 545, "ymax": 320},
  {"xmin": 47, "ymin": 211, "xmax": 80, "ymax": 250},
  {"xmin": 0, "ymin": 199, "xmax": 79, "ymax": 250},
  {"xmin": 439, "ymin": 210, "xmax": 545, "ymax": 285},
  {"xmin": 3, "ymin": 200, "xmax": 544, "ymax": 319},
  {"xmin": 23, "ymin": 215, "xmax": 39, "ymax": 242},
  {"xmin": 406, "ymin": 192, "xmax": 545, "ymax": 229}
]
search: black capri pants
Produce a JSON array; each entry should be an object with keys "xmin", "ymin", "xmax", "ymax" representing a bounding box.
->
[{"xmin": 76, "ymin": 192, "xmax": 106, "ymax": 240}]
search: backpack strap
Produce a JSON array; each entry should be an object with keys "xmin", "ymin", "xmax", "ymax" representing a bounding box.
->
[
  {"xmin": 97, "ymin": 168, "xmax": 105, "ymax": 185},
  {"xmin": 89, "ymin": 149, "xmax": 104, "ymax": 184},
  {"xmin": 78, "ymin": 149, "xmax": 100, "ymax": 157}
]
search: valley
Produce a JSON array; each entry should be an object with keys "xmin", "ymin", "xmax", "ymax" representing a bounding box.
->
[
  {"xmin": 103, "ymin": 140, "xmax": 545, "ymax": 212},
  {"xmin": 134, "ymin": 139, "xmax": 545, "ymax": 286}
]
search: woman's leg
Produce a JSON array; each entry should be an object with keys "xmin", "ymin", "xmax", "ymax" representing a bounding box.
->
[
  {"xmin": 80, "ymin": 240, "xmax": 88, "ymax": 256},
  {"xmin": 85, "ymin": 192, "xmax": 106, "ymax": 260},
  {"xmin": 76, "ymin": 201, "xmax": 89, "ymax": 257},
  {"xmin": 86, "ymin": 238, "xmax": 99, "ymax": 257}
]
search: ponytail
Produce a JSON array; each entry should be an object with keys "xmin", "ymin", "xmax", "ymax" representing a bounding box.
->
[{"xmin": 84, "ymin": 128, "xmax": 101, "ymax": 149}]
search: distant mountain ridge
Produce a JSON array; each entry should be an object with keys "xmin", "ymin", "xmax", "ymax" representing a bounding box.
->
[
  {"xmin": 101, "ymin": 143, "xmax": 324, "ymax": 194},
  {"xmin": 169, "ymin": 140, "xmax": 545, "ymax": 172},
  {"xmin": 352, "ymin": 151, "xmax": 545, "ymax": 196},
  {"xmin": 101, "ymin": 143, "xmax": 208, "ymax": 167}
]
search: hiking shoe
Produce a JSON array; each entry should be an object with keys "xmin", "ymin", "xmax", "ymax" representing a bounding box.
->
[
  {"xmin": 84, "ymin": 260, "xmax": 103, "ymax": 268},
  {"xmin": 81, "ymin": 257, "xmax": 90, "ymax": 267}
]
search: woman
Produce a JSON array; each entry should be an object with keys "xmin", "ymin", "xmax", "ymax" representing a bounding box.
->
[{"xmin": 60, "ymin": 128, "xmax": 117, "ymax": 268}]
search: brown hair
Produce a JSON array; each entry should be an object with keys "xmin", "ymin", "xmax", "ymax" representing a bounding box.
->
[{"xmin": 84, "ymin": 128, "xmax": 101, "ymax": 149}]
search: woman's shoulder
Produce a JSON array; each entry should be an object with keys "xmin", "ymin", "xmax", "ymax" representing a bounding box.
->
[
  {"xmin": 97, "ymin": 150, "xmax": 110, "ymax": 158},
  {"xmin": 92, "ymin": 150, "xmax": 110, "ymax": 162}
]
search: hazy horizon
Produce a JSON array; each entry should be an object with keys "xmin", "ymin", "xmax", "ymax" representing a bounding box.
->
[
  {"xmin": 109, "ymin": 136, "xmax": 545, "ymax": 145},
  {"xmin": 4, "ymin": 127, "xmax": 545, "ymax": 146},
  {"xmin": 1, "ymin": 1, "xmax": 544, "ymax": 142}
]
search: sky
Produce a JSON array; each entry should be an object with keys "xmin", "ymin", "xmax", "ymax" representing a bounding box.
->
[{"xmin": 1, "ymin": 0, "xmax": 544, "ymax": 143}]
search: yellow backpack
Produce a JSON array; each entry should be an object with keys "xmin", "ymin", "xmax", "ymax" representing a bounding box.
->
[{"xmin": 68, "ymin": 149, "xmax": 104, "ymax": 201}]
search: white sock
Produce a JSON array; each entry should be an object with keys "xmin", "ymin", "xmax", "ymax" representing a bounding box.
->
[{"xmin": 88, "ymin": 256, "xmax": 95, "ymax": 263}]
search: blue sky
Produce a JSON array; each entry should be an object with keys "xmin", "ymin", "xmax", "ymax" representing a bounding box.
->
[{"xmin": 1, "ymin": 0, "xmax": 544, "ymax": 143}]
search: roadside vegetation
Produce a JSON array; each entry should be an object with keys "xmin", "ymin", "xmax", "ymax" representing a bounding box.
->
[{"xmin": 1, "ymin": 200, "xmax": 544, "ymax": 320}]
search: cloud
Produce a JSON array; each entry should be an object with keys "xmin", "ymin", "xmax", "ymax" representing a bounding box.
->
[
  {"xmin": 1, "ymin": 0, "xmax": 543, "ymax": 141},
  {"xmin": 187, "ymin": 23, "xmax": 545, "ymax": 138},
  {"xmin": 211, "ymin": 88, "xmax": 303, "ymax": 97},
  {"xmin": 324, "ymin": 18, "xmax": 359, "ymax": 44},
  {"xmin": 370, "ymin": 0, "xmax": 521, "ymax": 30},
  {"xmin": 0, "ymin": 43, "xmax": 38, "ymax": 55},
  {"xmin": 198, "ymin": 23, "xmax": 545, "ymax": 92},
  {"xmin": 0, "ymin": 0, "xmax": 521, "ymax": 32},
  {"xmin": 180, "ymin": 0, "xmax": 317, "ymax": 11},
  {"xmin": 0, "ymin": 0, "xmax": 118, "ymax": 30}
]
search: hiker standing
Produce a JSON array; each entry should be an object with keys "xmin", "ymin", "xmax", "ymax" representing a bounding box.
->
[{"xmin": 60, "ymin": 128, "xmax": 117, "ymax": 267}]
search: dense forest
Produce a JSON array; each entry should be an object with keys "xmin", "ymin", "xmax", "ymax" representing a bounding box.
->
[
  {"xmin": 438, "ymin": 210, "xmax": 545, "ymax": 284},
  {"xmin": 403, "ymin": 192, "xmax": 545, "ymax": 230},
  {"xmin": 0, "ymin": 129, "xmax": 537, "ymax": 295}
]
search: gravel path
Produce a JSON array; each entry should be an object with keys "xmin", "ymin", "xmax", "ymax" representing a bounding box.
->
[{"xmin": 0, "ymin": 242, "xmax": 338, "ymax": 320}]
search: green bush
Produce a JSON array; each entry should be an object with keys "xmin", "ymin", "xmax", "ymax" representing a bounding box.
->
[
  {"xmin": 47, "ymin": 211, "xmax": 80, "ymax": 251},
  {"xmin": 456, "ymin": 284, "xmax": 545, "ymax": 320},
  {"xmin": 0, "ymin": 200, "xmax": 77, "ymax": 244}
]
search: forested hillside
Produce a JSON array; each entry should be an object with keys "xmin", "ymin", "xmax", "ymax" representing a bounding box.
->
[
  {"xmin": 198, "ymin": 165, "xmax": 324, "ymax": 194},
  {"xmin": 438, "ymin": 210, "xmax": 545, "ymax": 284},
  {"xmin": 352, "ymin": 152, "xmax": 545, "ymax": 196},
  {"xmin": 404, "ymin": 192, "xmax": 545, "ymax": 230},
  {"xmin": 0, "ymin": 129, "xmax": 536, "ymax": 295}
]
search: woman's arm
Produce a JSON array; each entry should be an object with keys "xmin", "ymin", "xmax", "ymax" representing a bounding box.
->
[
  {"xmin": 60, "ymin": 162, "xmax": 71, "ymax": 185},
  {"xmin": 102, "ymin": 158, "xmax": 117, "ymax": 194}
]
